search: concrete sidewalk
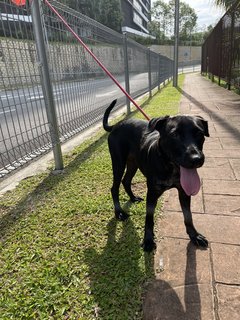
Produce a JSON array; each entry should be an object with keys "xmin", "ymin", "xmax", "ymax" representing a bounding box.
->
[{"xmin": 143, "ymin": 73, "xmax": 240, "ymax": 320}]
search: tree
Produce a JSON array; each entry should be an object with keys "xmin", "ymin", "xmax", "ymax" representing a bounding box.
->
[
  {"xmin": 59, "ymin": 0, "xmax": 122, "ymax": 32},
  {"xmin": 150, "ymin": 0, "xmax": 171, "ymax": 40},
  {"xmin": 150, "ymin": 0, "xmax": 197, "ymax": 44},
  {"xmin": 177, "ymin": 1, "xmax": 197, "ymax": 41},
  {"xmin": 98, "ymin": 0, "xmax": 122, "ymax": 32},
  {"xmin": 213, "ymin": 0, "xmax": 236, "ymax": 9},
  {"xmin": 68, "ymin": 0, "xmax": 101, "ymax": 20}
]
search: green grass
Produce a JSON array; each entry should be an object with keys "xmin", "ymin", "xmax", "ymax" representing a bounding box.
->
[{"xmin": 0, "ymin": 75, "xmax": 184, "ymax": 320}]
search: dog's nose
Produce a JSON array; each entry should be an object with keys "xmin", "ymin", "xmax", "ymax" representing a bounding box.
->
[{"xmin": 190, "ymin": 153, "xmax": 204, "ymax": 167}]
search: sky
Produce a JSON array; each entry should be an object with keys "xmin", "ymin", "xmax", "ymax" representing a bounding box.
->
[{"xmin": 152, "ymin": 0, "xmax": 225, "ymax": 30}]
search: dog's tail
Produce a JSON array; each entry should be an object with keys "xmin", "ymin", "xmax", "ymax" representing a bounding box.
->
[{"xmin": 103, "ymin": 99, "xmax": 117, "ymax": 132}]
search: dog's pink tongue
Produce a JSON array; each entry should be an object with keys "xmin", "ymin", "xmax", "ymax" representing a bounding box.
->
[{"xmin": 180, "ymin": 166, "xmax": 201, "ymax": 196}]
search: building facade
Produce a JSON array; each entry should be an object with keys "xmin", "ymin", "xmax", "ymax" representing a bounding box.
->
[{"xmin": 121, "ymin": 0, "xmax": 152, "ymax": 38}]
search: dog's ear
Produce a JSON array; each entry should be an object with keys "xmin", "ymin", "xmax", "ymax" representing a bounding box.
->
[
  {"xmin": 196, "ymin": 116, "xmax": 210, "ymax": 137},
  {"xmin": 148, "ymin": 116, "xmax": 169, "ymax": 134}
]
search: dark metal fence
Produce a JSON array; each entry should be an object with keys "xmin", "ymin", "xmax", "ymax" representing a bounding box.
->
[
  {"xmin": 201, "ymin": 1, "xmax": 240, "ymax": 90},
  {"xmin": 0, "ymin": 0, "xmax": 173, "ymax": 178}
]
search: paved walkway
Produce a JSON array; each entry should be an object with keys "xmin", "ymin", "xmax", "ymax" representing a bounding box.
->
[{"xmin": 143, "ymin": 73, "xmax": 240, "ymax": 320}]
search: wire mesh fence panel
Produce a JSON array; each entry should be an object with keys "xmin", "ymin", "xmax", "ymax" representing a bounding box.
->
[
  {"xmin": 42, "ymin": 1, "xmax": 174, "ymax": 143},
  {"xmin": 159, "ymin": 55, "xmax": 173, "ymax": 84},
  {"xmin": 125, "ymin": 38, "xmax": 149, "ymax": 99},
  {"xmin": 151, "ymin": 52, "xmax": 173, "ymax": 89},
  {"xmin": 0, "ymin": 0, "xmax": 51, "ymax": 177},
  {"xmin": 150, "ymin": 51, "xmax": 159, "ymax": 90},
  {"xmin": 42, "ymin": 0, "xmax": 128, "ymax": 141},
  {"xmin": 202, "ymin": 1, "xmax": 240, "ymax": 90}
]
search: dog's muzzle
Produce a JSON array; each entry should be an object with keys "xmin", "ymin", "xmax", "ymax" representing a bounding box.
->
[{"xmin": 184, "ymin": 146, "xmax": 205, "ymax": 169}]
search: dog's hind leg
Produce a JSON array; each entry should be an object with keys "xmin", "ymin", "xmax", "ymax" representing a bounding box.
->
[
  {"xmin": 122, "ymin": 157, "xmax": 143, "ymax": 203},
  {"xmin": 109, "ymin": 145, "xmax": 129, "ymax": 221},
  {"xmin": 178, "ymin": 188, "xmax": 208, "ymax": 248}
]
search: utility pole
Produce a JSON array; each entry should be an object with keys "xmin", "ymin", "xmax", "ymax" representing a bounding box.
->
[{"xmin": 173, "ymin": 0, "xmax": 179, "ymax": 87}]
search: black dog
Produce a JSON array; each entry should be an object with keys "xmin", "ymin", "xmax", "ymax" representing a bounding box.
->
[{"xmin": 103, "ymin": 100, "xmax": 209, "ymax": 251}]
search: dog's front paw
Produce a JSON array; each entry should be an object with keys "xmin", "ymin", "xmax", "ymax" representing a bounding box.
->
[
  {"xmin": 190, "ymin": 233, "xmax": 208, "ymax": 248},
  {"xmin": 115, "ymin": 211, "xmax": 129, "ymax": 221},
  {"xmin": 142, "ymin": 238, "xmax": 156, "ymax": 252}
]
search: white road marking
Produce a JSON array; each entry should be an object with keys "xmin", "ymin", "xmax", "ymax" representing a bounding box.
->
[
  {"xmin": 27, "ymin": 95, "xmax": 44, "ymax": 101},
  {"xmin": 95, "ymin": 90, "xmax": 117, "ymax": 98},
  {"xmin": 0, "ymin": 108, "xmax": 16, "ymax": 114}
]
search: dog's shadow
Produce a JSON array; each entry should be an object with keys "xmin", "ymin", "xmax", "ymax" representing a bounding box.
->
[
  {"xmin": 143, "ymin": 242, "xmax": 202, "ymax": 320},
  {"xmin": 84, "ymin": 215, "xmax": 154, "ymax": 319}
]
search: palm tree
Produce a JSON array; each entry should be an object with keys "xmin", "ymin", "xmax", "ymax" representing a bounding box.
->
[{"xmin": 214, "ymin": 0, "xmax": 237, "ymax": 9}]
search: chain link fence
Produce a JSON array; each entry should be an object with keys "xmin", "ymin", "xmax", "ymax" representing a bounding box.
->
[
  {"xmin": 201, "ymin": 1, "xmax": 240, "ymax": 90},
  {"xmin": 0, "ymin": 0, "xmax": 173, "ymax": 178}
]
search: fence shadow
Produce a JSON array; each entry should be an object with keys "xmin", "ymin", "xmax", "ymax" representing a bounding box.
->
[
  {"xmin": 143, "ymin": 242, "xmax": 202, "ymax": 320},
  {"xmin": 0, "ymin": 132, "xmax": 108, "ymax": 239},
  {"xmin": 177, "ymin": 86, "xmax": 240, "ymax": 140}
]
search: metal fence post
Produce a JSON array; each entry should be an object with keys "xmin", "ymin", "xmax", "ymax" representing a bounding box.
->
[
  {"xmin": 228, "ymin": 10, "xmax": 235, "ymax": 90},
  {"xmin": 123, "ymin": 33, "xmax": 131, "ymax": 115},
  {"xmin": 158, "ymin": 55, "xmax": 161, "ymax": 90},
  {"xmin": 148, "ymin": 48, "xmax": 152, "ymax": 98},
  {"xmin": 31, "ymin": 0, "xmax": 63, "ymax": 170},
  {"xmin": 173, "ymin": 0, "xmax": 179, "ymax": 87}
]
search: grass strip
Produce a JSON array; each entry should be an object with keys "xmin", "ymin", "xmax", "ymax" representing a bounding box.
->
[{"xmin": 0, "ymin": 75, "xmax": 184, "ymax": 319}]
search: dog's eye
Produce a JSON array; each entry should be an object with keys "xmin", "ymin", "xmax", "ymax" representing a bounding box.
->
[{"xmin": 170, "ymin": 129, "xmax": 178, "ymax": 137}]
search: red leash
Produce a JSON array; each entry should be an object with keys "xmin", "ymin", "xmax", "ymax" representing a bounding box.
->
[{"xmin": 44, "ymin": 0, "xmax": 150, "ymax": 121}]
